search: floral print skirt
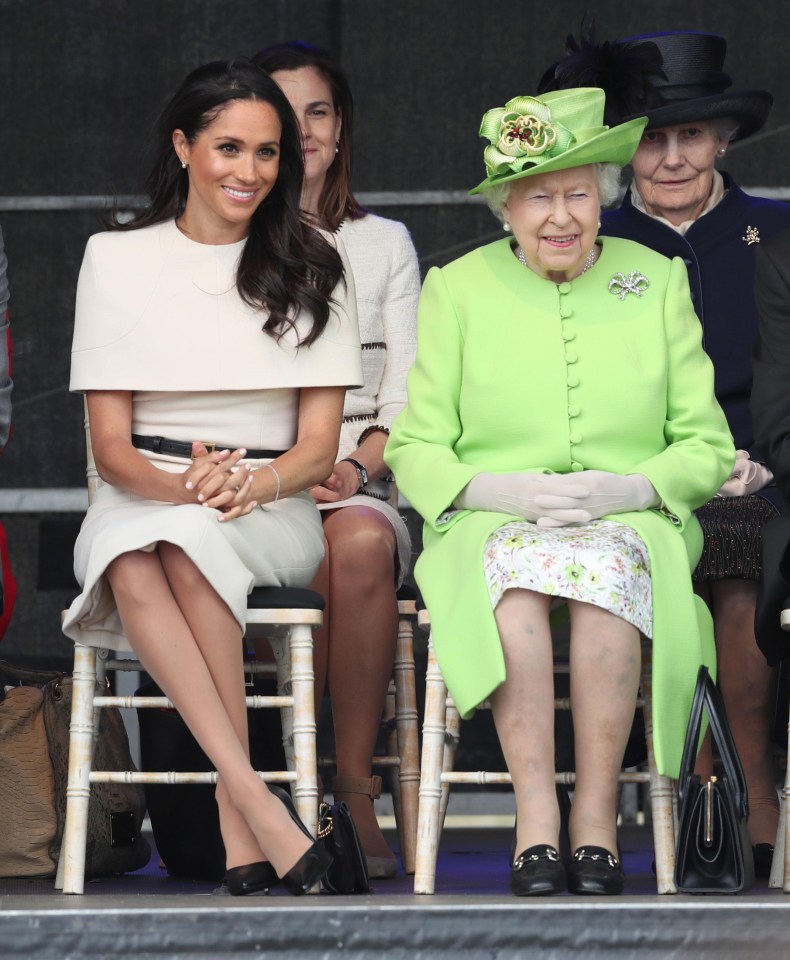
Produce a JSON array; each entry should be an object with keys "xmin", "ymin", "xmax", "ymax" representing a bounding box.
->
[{"xmin": 483, "ymin": 519, "xmax": 653, "ymax": 637}]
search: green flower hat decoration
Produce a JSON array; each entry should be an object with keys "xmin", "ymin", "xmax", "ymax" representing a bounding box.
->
[{"xmin": 469, "ymin": 87, "xmax": 648, "ymax": 195}]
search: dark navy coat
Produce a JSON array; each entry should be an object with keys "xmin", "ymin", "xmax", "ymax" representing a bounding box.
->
[{"xmin": 601, "ymin": 173, "xmax": 790, "ymax": 501}]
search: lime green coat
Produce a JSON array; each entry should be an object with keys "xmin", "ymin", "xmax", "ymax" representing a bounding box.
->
[{"xmin": 385, "ymin": 235, "xmax": 735, "ymax": 777}]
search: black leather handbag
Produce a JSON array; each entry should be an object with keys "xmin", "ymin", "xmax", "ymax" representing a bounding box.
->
[
  {"xmin": 674, "ymin": 665, "xmax": 754, "ymax": 893},
  {"xmin": 317, "ymin": 801, "xmax": 370, "ymax": 894}
]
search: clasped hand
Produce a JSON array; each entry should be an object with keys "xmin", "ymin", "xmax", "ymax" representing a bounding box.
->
[
  {"xmin": 716, "ymin": 449, "xmax": 773, "ymax": 497},
  {"xmin": 458, "ymin": 470, "xmax": 657, "ymax": 527},
  {"xmin": 183, "ymin": 443, "xmax": 257, "ymax": 521}
]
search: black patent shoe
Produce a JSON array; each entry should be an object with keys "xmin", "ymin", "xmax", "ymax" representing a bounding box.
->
[
  {"xmin": 268, "ymin": 785, "xmax": 334, "ymax": 895},
  {"xmin": 224, "ymin": 860, "xmax": 279, "ymax": 896},
  {"xmin": 510, "ymin": 844, "xmax": 566, "ymax": 896},
  {"xmin": 279, "ymin": 842, "xmax": 334, "ymax": 896},
  {"xmin": 753, "ymin": 843, "xmax": 775, "ymax": 879},
  {"xmin": 567, "ymin": 846, "xmax": 624, "ymax": 895}
]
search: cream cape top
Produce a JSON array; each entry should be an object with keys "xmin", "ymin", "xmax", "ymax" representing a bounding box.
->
[{"xmin": 70, "ymin": 219, "xmax": 362, "ymax": 392}]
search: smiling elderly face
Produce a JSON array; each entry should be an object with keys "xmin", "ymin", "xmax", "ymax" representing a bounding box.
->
[{"xmin": 502, "ymin": 165, "xmax": 601, "ymax": 283}]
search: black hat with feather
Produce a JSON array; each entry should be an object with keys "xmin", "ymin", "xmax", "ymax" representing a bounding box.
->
[{"xmin": 538, "ymin": 28, "xmax": 772, "ymax": 141}]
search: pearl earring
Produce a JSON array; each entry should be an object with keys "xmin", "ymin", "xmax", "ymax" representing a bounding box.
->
[
  {"xmin": 335, "ymin": 141, "xmax": 340, "ymax": 155},
  {"xmin": 597, "ymin": 219, "xmax": 602, "ymax": 229},
  {"xmin": 503, "ymin": 222, "xmax": 511, "ymax": 232},
  {"xmin": 717, "ymin": 148, "xmax": 726, "ymax": 157},
  {"xmin": 181, "ymin": 160, "xmax": 187, "ymax": 169}
]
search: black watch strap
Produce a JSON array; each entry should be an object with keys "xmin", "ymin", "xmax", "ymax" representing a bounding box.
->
[{"xmin": 341, "ymin": 457, "xmax": 368, "ymax": 490}]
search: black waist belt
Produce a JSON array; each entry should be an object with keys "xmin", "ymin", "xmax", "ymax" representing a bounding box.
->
[{"xmin": 132, "ymin": 434, "xmax": 286, "ymax": 460}]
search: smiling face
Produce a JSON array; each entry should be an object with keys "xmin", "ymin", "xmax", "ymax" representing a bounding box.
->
[
  {"xmin": 503, "ymin": 165, "xmax": 601, "ymax": 282},
  {"xmin": 173, "ymin": 98, "xmax": 281, "ymax": 244},
  {"xmin": 630, "ymin": 121, "xmax": 726, "ymax": 226},
  {"xmin": 270, "ymin": 66, "xmax": 341, "ymax": 214}
]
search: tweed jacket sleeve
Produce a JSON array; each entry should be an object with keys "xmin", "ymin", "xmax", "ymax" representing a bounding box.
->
[
  {"xmin": 369, "ymin": 222, "xmax": 419, "ymax": 435},
  {"xmin": 386, "ymin": 265, "xmax": 484, "ymax": 530},
  {"xmin": 752, "ymin": 229, "xmax": 790, "ymax": 500}
]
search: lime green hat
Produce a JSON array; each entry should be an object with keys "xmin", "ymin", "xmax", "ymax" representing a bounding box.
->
[{"xmin": 469, "ymin": 87, "xmax": 647, "ymax": 195}]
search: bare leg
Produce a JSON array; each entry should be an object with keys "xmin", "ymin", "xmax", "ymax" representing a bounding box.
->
[
  {"xmin": 710, "ymin": 579, "xmax": 778, "ymax": 846},
  {"xmin": 106, "ymin": 548, "xmax": 311, "ymax": 877},
  {"xmin": 567, "ymin": 600, "xmax": 641, "ymax": 854},
  {"xmin": 490, "ymin": 589, "xmax": 558, "ymax": 858},
  {"xmin": 322, "ymin": 507, "xmax": 398, "ymax": 862}
]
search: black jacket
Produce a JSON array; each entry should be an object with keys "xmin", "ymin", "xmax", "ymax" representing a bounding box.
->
[
  {"xmin": 601, "ymin": 174, "xmax": 790, "ymax": 483},
  {"xmin": 752, "ymin": 227, "xmax": 790, "ymax": 661}
]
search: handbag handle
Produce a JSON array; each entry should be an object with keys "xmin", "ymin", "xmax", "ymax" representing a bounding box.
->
[
  {"xmin": 677, "ymin": 665, "xmax": 749, "ymax": 818},
  {"xmin": 0, "ymin": 659, "xmax": 65, "ymax": 687}
]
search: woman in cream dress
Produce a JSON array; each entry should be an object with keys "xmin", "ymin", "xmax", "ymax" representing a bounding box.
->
[{"xmin": 62, "ymin": 60, "xmax": 362, "ymax": 896}]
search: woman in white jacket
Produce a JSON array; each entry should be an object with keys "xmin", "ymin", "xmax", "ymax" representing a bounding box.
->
[{"xmin": 256, "ymin": 41, "xmax": 420, "ymax": 877}]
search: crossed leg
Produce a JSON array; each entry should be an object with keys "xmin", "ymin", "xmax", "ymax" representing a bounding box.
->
[{"xmin": 106, "ymin": 545, "xmax": 311, "ymax": 876}]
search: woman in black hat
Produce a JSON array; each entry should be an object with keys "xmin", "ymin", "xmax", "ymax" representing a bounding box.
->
[{"xmin": 540, "ymin": 29, "xmax": 790, "ymax": 876}]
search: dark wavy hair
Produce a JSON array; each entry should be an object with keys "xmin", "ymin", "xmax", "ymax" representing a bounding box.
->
[
  {"xmin": 109, "ymin": 58, "xmax": 344, "ymax": 346},
  {"xmin": 253, "ymin": 42, "xmax": 366, "ymax": 231}
]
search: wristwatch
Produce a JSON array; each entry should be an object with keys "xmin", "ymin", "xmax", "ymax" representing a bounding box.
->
[{"xmin": 341, "ymin": 457, "xmax": 368, "ymax": 492}]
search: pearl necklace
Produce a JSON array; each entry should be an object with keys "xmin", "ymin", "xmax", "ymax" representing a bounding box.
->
[{"xmin": 517, "ymin": 244, "xmax": 598, "ymax": 277}]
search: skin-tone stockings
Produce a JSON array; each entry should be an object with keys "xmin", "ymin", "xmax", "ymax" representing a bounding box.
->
[
  {"xmin": 491, "ymin": 589, "xmax": 641, "ymax": 859},
  {"xmin": 106, "ymin": 545, "xmax": 312, "ymax": 876}
]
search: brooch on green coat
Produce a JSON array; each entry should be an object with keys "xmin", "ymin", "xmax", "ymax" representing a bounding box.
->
[{"xmin": 608, "ymin": 272, "xmax": 650, "ymax": 300}]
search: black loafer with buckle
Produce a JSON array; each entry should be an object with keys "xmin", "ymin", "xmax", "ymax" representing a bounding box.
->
[
  {"xmin": 567, "ymin": 845, "xmax": 624, "ymax": 895},
  {"xmin": 510, "ymin": 844, "xmax": 566, "ymax": 896}
]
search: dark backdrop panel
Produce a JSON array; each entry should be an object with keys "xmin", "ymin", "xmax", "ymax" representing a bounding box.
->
[{"xmin": 1, "ymin": 0, "xmax": 788, "ymax": 661}]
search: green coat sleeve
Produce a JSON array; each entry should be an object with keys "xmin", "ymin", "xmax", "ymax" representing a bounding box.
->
[
  {"xmin": 385, "ymin": 267, "xmax": 481, "ymax": 531},
  {"xmin": 629, "ymin": 257, "xmax": 734, "ymax": 528}
]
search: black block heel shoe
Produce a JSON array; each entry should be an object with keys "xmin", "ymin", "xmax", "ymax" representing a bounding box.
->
[
  {"xmin": 567, "ymin": 846, "xmax": 624, "ymax": 895},
  {"xmin": 268, "ymin": 785, "xmax": 334, "ymax": 895},
  {"xmin": 224, "ymin": 860, "xmax": 279, "ymax": 896},
  {"xmin": 753, "ymin": 843, "xmax": 775, "ymax": 879},
  {"xmin": 510, "ymin": 844, "xmax": 566, "ymax": 896}
]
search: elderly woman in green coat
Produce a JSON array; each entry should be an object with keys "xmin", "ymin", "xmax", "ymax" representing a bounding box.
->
[{"xmin": 385, "ymin": 87, "xmax": 734, "ymax": 897}]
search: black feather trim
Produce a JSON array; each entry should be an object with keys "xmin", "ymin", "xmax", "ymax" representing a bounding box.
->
[{"xmin": 538, "ymin": 22, "xmax": 665, "ymax": 126}]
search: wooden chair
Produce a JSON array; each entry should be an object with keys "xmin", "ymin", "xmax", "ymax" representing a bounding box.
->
[
  {"xmin": 768, "ymin": 606, "xmax": 790, "ymax": 890},
  {"xmin": 57, "ymin": 408, "xmax": 323, "ymax": 894},
  {"xmin": 413, "ymin": 607, "xmax": 677, "ymax": 895}
]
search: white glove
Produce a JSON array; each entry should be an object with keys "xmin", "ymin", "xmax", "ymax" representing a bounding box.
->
[
  {"xmin": 455, "ymin": 471, "xmax": 589, "ymax": 523},
  {"xmin": 533, "ymin": 470, "xmax": 658, "ymax": 528},
  {"xmin": 716, "ymin": 450, "xmax": 773, "ymax": 497}
]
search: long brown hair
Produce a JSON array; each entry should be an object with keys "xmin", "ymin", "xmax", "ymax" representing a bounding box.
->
[
  {"xmin": 108, "ymin": 58, "xmax": 344, "ymax": 346},
  {"xmin": 253, "ymin": 42, "xmax": 366, "ymax": 231}
]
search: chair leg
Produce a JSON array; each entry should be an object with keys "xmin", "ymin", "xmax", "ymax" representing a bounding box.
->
[
  {"xmin": 439, "ymin": 703, "xmax": 461, "ymax": 830},
  {"xmin": 414, "ymin": 638, "xmax": 448, "ymax": 894},
  {"xmin": 769, "ymin": 784, "xmax": 786, "ymax": 888},
  {"xmin": 640, "ymin": 639, "xmax": 677, "ymax": 894},
  {"xmin": 383, "ymin": 681, "xmax": 403, "ymax": 836},
  {"xmin": 276, "ymin": 625, "xmax": 319, "ymax": 839},
  {"xmin": 58, "ymin": 643, "xmax": 98, "ymax": 894},
  {"xmin": 393, "ymin": 613, "xmax": 420, "ymax": 874},
  {"xmin": 776, "ymin": 715, "xmax": 790, "ymax": 891}
]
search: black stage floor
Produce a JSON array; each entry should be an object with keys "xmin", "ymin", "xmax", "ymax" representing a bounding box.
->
[{"xmin": 2, "ymin": 824, "xmax": 789, "ymax": 959}]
